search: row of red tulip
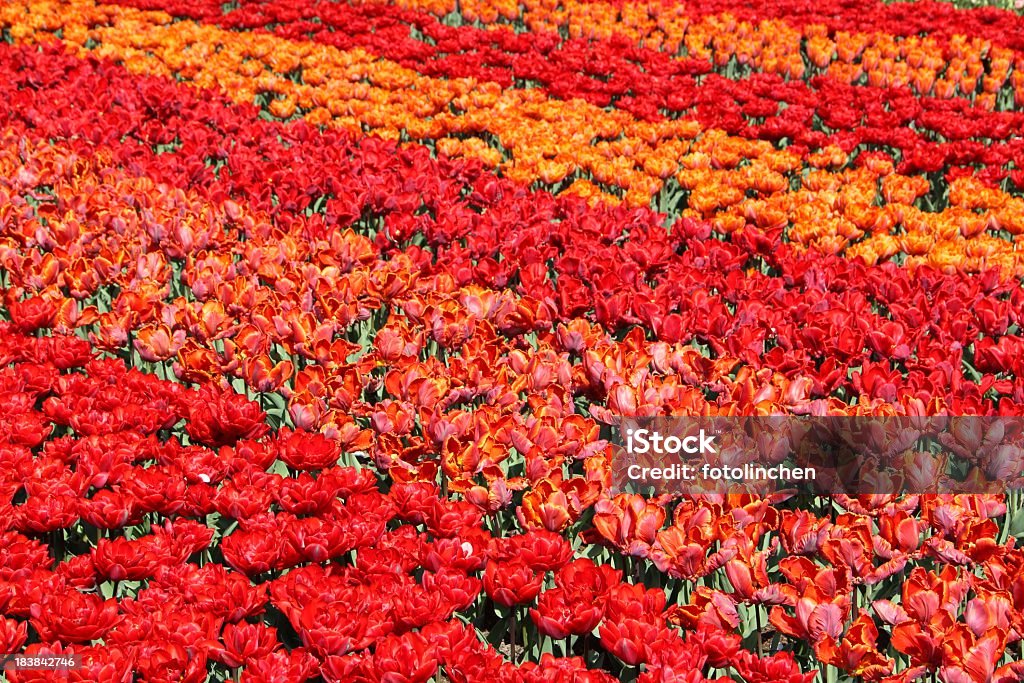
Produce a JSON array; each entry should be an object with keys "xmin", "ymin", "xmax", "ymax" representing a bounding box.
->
[
  {"xmin": 1, "ymin": 324, "xmax": 816, "ymax": 682},
  {"xmin": 6, "ymin": 320, "xmax": 1024, "ymax": 682}
]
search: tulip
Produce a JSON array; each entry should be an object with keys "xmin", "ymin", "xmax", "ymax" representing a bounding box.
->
[
  {"xmin": 598, "ymin": 618, "xmax": 667, "ymax": 667},
  {"xmin": 0, "ymin": 616, "xmax": 27, "ymax": 659},
  {"xmin": 529, "ymin": 587, "xmax": 603, "ymax": 639},
  {"xmin": 184, "ymin": 384, "xmax": 269, "ymax": 448},
  {"xmin": 91, "ymin": 537, "xmax": 162, "ymax": 582},
  {"xmin": 588, "ymin": 494, "xmax": 666, "ymax": 558},
  {"xmin": 220, "ymin": 528, "xmax": 283, "ymax": 576},
  {"xmin": 68, "ymin": 644, "xmax": 135, "ymax": 683},
  {"xmin": 521, "ymin": 653, "xmax": 619, "ymax": 683},
  {"xmin": 371, "ymin": 632, "xmax": 438, "ymax": 683},
  {"xmin": 274, "ymin": 427, "xmax": 341, "ymax": 471},
  {"xmin": 240, "ymin": 648, "xmax": 320, "ymax": 683},
  {"xmin": 29, "ymin": 590, "xmax": 121, "ymax": 643},
  {"xmin": 8, "ymin": 296, "xmax": 58, "ymax": 333},
  {"xmin": 211, "ymin": 622, "xmax": 280, "ymax": 668},
  {"xmin": 134, "ymin": 324, "xmax": 186, "ymax": 362},
  {"xmin": 482, "ymin": 559, "xmax": 543, "ymax": 608}
]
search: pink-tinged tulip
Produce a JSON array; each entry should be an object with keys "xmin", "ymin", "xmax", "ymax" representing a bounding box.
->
[
  {"xmin": 134, "ymin": 324, "xmax": 186, "ymax": 362},
  {"xmin": 586, "ymin": 494, "xmax": 665, "ymax": 558}
]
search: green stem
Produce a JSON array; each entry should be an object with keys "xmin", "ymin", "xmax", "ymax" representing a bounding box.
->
[{"xmin": 509, "ymin": 606, "xmax": 518, "ymax": 664}]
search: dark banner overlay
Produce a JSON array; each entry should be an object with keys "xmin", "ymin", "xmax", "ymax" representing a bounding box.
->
[{"xmin": 609, "ymin": 416, "xmax": 1024, "ymax": 496}]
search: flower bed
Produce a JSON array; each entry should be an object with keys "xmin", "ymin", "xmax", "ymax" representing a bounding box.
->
[{"xmin": 2, "ymin": 1, "xmax": 1024, "ymax": 681}]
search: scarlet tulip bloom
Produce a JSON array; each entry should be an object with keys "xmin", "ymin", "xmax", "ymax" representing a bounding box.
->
[
  {"xmin": 29, "ymin": 589, "xmax": 121, "ymax": 643},
  {"xmin": 69, "ymin": 644, "xmax": 135, "ymax": 683},
  {"xmin": 423, "ymin": 536, "xmax": 485, "ymax": 574},
  {"xmin": 598, "ymin": 618, "xmax": 673, "ymax": 667},
  {"xmin": 529, "ymin": 587, "xmax": 603, "ymax": 639},
  {"xmin": 505, "ymin": 529, "xmax": 574, "ymax": 572},
  {"xmin": 555, "ymin": 558, "xmax": 621, "ymax": 597},
  {"xmin": 79, "ymin": 490, "xmax": 141, "ymax": 529},
  {"xmin": 275, "ymin": 427, "xmax": 342, "ymax": 471},
  {"xmin": 520, "ymin": 653, "xmax": 619, "ymax": 682},
  {"xmin": 686, "ymin": 623, "xmax": 741, "ymax": 669},
  {"xmin": 732, "ymin": 649, "xmax": 816, "ymax": 683},
  {"xmin": 371, "ymin": 632, "xmax": 439, "ymax": 683},
  {"xmin": 604, "ymin": 582, "xmax": 668, "ymax": 624},
  {"xmin": 211, "ymin": 621, "xmax": 281, "ymax": 668},
  {"xmin": 482, "ymin": 559, "xmax": 543, "ymax": 608},
  {"xmin": 220, "ymin": 527, "xmax": 283, "ymax": 576},
  {"xmin": 421, "ymin": 568, "xmax": 481, "ymax": 613},
  {"xmin": 91, "ymin": 537, "xmax": 163, "ymax": 581},
  {"xmin": 296, "ymin": 595, "xmax": 394, "ymax": 658},
  {"xmin": 240, "ymin": 648, "xmax": 320, "ymax": 683},
  {"xmin": 0, "ymin": 616, "xmax": 27, "ymax": 659},
  {"xmin": 184, "ymin": 384, "xmax": 269, "ymax": 448},
  {"xmin": 8, "ymin": 296, "xmax": 58, "ymax": 333}
]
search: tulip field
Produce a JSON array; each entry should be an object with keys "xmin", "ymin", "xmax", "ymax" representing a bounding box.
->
[{"xmin": 4, "ymin": 0, "xmax": 1024, "ymax": 681}]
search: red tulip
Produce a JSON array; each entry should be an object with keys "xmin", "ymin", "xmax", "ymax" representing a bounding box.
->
[
  {"xmin": 8, "ymin": 296, "xmax": 58, "ymax": 333},
  {"xmin": 0, "ymin": 616, "xmax": 27, "ymax": 658},
  {"xmin": 136, "ymin": 642, "xmax": 209, "ymax": 683},
  {"xmin": 529, "ymin": 587, "xmax": 603, "ymax": 639},
  {"xmin": 29, "ymin": 589, "xmax": 120, "ymax": 643},
  {"xmin": 69, "ymin": 644, "xmax": 135, "ymax": 683},
  {"xmin": 91, "ymin": 537, "xmax": 162, "ymax": 582},
  {"xmin": 482, "ymin": 559, "xmax": 543, "ymax": 608},
  {"xmin": 732, "ymin": 649, "xmax": 816, "ymax": 683},
  {"xmin": 211, "ymin": 621, "xmax": 280, "ymax": 668},
  {"xmin": 521, "ymin": 653, "xmax": 619, "ymax": 683},
  {"xmin": 275, "ymin": 427, "xmax": 341, "ymax": 471},
  {"xmin": 598, "ymin": 618, "xmax": 668, "ymax": 667},
  {"xmin": 239, "ymin": 648, "xmax": 319, "ymax": 683},
  {"xmin": 371, "ymin": 632, "xmax": 438, "ymax": 683},
  {"xmin": 220, "ymin": 527, "xmax": 283, "ymax": 576},
  {"xmin": 506, "ymin": 529, "xmax": 573, "ymax": 572},
  {"xmin": 184, "ymin": 384, "xmax": 269, "ymax": 448}
]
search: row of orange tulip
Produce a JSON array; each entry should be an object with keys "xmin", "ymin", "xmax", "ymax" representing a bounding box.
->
[
  {"xmin": 4, "ymin": 0, "xmax": 1023, "ymax": 279},
  {"xmin": 354, "ymin": 0, "xmax": 1024, "ymax": 106},
  {"xmin": 0, "ymin": 0, "xmax": 703, "ymax": 206},
  {"xmin": 673, "ymin": 140, "xmax": 1024, "ymax": 275}
]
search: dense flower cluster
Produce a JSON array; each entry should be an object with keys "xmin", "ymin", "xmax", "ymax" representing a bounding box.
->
[
  {"xmin": 0, "ymin": 326, "xmax": 812, "ymax": 682},
  {"xmin": 2, "ymin": 0, "xmax": 1024, "ymax": 680}
]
